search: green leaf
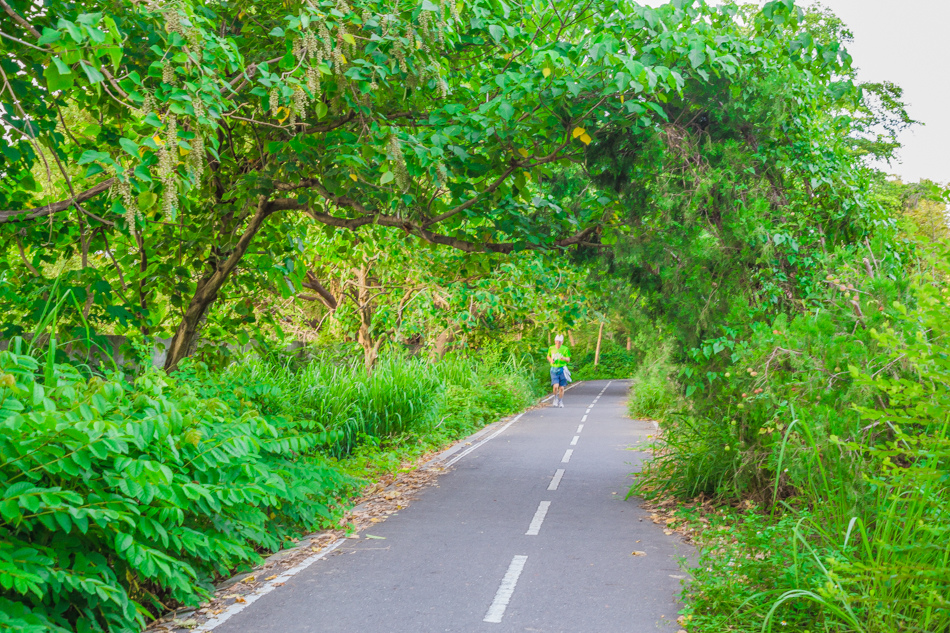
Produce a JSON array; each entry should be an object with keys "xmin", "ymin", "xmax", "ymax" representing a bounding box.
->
[
  {"xmin": 380, "ymin": 171, "xmax": 395, "ymax": 185},
  {"xmin": 103, "ymin": 46, "xmax": 123, "ymax": 69},
  {"xmin": 269, "ymin": 27, "xmax": 285, "ymax": 37},
  {"xmin": 118, "ymin": 138, "xmax": 140, "ymax": 158},
  {"xmin": 688, "ymin": 49, "xmax": 706, "ymax": 68},
  {"xmin": 115, "ymin": 533, "xmax": 134, "ymax": 553},
  {"xmin": 79, "ymin": 61, "xmax": 105, "ymax": 84},
  {"xmin": 43, "ymin": 60, "xmax": 74, "ymax": 92},
  {"xmin": 488, "ymin": 25, "xmax": 505, "ymax": 43},
  {"xmin": 84, "ymin": 164, "xmax": 105, "ymax": 178},
  {"xmin": 58, "ymin": 19, "xmax": 83, "ymax": 43},
  {"xmin": 38, "ymin": 28, "xmax": 61, "ymax": 45},
  {"xmin": 498, "ymin": 102, "xmax": 514, "ymax": 121},
  {"xmin": 77, "ymin": 150, "xmax": 109, "ymax": 165}
]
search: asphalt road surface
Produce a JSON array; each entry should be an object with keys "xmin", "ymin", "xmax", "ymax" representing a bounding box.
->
[{"xmin": 214, "ymin": 379, "xmax": 691, "ymax": 633}]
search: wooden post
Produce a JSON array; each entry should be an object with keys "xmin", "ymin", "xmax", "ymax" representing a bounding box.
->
[
  {"xmin": 626, "ymin": 336, "xmax": 632, "ymax": 351},
  {"xmin": 594, "ymin": 322, "xmax": 604, "ymax": 366}
]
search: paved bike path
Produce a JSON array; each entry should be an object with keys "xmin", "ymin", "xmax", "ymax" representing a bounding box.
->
[{"xmin": 214, "ymin": 380, "xmax": 691, "ymax": 632}]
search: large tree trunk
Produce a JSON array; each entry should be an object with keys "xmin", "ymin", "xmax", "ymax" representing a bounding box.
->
[{"xmin": 163, "ymin": 199, "xmax": 276, "ymax": 372}]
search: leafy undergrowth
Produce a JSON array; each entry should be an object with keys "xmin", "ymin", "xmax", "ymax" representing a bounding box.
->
[
  {"xmin": 632, "ymin": 254, "xmax": 950, "ymax": 632},
  {"xmin": 0, "ymin": 346, "xmax": 538, "ymax": 632},
  {"xmin": 573, "ymin": 340, "xmax": 640, "ymax": 381}
]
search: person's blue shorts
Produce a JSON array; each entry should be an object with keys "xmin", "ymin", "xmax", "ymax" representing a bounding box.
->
[{"xmin": 550, "ymin": 366, "xmax": 568, "ymax": 387}]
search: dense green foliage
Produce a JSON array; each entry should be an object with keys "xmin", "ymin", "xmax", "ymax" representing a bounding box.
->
[
  {"xmin": 646, "ymin": 253, "xmax": 950, "ymax": 632},
  {"xmin": 0, "ymin": 342, "xmax": 349, "ymax": 631},
  {"xmin": 2, "ymin": 0, "xmax": 948, "ymax": 630},
  {"xmin": 609, "ymin": 8, "xmax": 950, "ymax": 626}
]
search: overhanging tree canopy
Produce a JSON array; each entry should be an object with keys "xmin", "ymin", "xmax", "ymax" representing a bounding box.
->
[{"xmin": 0, "ymin": 0, "xmax": 849, "ymax": 369}]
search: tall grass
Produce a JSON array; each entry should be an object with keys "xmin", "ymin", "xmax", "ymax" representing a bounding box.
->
[
  {"xmin": 217, "ymin": 348, "xmax": 540, "ymax": 457},
  {"xmin": 626, "ymin": 339, "xmax": 682, "ymax": 422}
]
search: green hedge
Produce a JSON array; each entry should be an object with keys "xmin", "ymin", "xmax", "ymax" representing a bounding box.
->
[{"xmin": 0, "ymin": 345, "xmax": 350, "ymax": 632}]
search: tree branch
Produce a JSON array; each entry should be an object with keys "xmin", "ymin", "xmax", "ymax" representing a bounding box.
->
[
  {"xmin": 0, "ymin": 0, "xmax": 41, "ymax": 38},
  {"xmin": 15, "ymin": 235, "xmax": 41, "ymax": 276},
  {"xmin": 0, "ymin": 178, "xmax": 116, "ymax": 224},
  {"xmin": 301, "ymin": 271, "xmax": 338, "ymax": 309}
]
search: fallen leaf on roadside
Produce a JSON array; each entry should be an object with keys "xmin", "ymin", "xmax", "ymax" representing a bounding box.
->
[
  {"xmin": 265, "ymin": 574, "xmax": 277, "ymax": 581},
  {"xmin": 664, "ymin": 529, "xmax": 674, "ymax": 535},
  {"xmin": 234, "ymin": 596, "xmax": 246, "ymax": 604},
  {"xmin": 631, "ymin": 551, "xmax": 647, "ymax": 556},
  {"xmin": 365, "ymin": 535, "xmax": 386, "ymax": 540},
  {"xmin": 242, "ymin": 576, "xmax": 255, "ymax": 584}
]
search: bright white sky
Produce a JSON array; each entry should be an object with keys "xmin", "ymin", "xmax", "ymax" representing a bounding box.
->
[{"xmin": 639, "ymin": 0, "xmax": 950, "ymax": 184}]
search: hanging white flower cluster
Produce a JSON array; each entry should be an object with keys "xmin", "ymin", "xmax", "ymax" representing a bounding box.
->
[
  {"xmin": 188, "ymin": 99, "xmax": 207, "ymax": 177},
  {"xmin": 115, "ymin": 176, "xmax": 141, "ymax": 231},
  {"xmin": 389, "ymin": 135, "xmax": 410, "ymax": 189},
  {"xmin": 157, "ymin": 114, "xmax": 179, "ymax": 221}
]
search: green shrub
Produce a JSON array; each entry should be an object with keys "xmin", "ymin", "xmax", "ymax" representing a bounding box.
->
[
  {"xmin": 433, "ymin": 353, "xmax": 537, "ymax": 435},
  {"xmin": 637, "ymin": 256, "xmax": 950, "ymax": 632},
  {"xmin": 0, "ymin": 344, "xmax": 350, "ymax": 632},
  {"xmin": 626, "ymin": 340, "xmax": 681, "ymax": 422},
  {"xmin": 573, "ymin": 341, "xmax": 639, "ymax": 381}
]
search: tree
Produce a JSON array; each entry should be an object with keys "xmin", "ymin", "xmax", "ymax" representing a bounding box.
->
[{"xmin": 0, "ymin": 0, "xmax": 792, "ymax": 371}]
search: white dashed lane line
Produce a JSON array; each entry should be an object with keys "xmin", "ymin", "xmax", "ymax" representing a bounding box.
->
[
  {"xmin": 570, "ymin": 436, "xmax": 579, "ymax": 446},
  {"xmin": 483, "ymin": 555, "xmax": 529, "ymax": 623},
  {"xmin": 577, "ymin": 424, "xmax": 584, "ymax": 433},
  {"xmin": 547, "ymin": 469, "xmax": 565, "ymax": 491},
  {"xmin": 526, "ymin": 501, "xmax": 551, "ymax": 536},
  {"xmin": 581, "ymin": 414, "xmax": 588, "ymax": 422},
  {"xmin": 561, "ymin": 449, "xmax": 573, "ymax": 463}
]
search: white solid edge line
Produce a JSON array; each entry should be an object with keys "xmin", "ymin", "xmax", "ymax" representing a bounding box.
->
[
  {"xmin": 525, "ymin": 501, "xmax": 551, "ymax": 536},
  {"xmin": 547, "ymin": 468, "xmax": 565, "ymax": 491},
  {"xmin": 581, "ymin": 415, "xmax": 587, "ymax": 422},
  {"xmin": 577, "ymin": 424, "xmax": 584, "ymax": 433},
  {"xmin": 484, "ymin": 555, "xmax": 529, "ymax": 623},
  {"xmin": 570, "ymin": 435, "xmax": 579, "ymax": 446},
  {"xmin": 444, "ymin": 413, "xmax": 524, "ymax": 467},
  {"xmin": 561, "ymin": 449, "xmax": 573, "ymax": 463},
  {"xmin": 194, "ymin": 537, "xmax": 348, "ymax": 632}
]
